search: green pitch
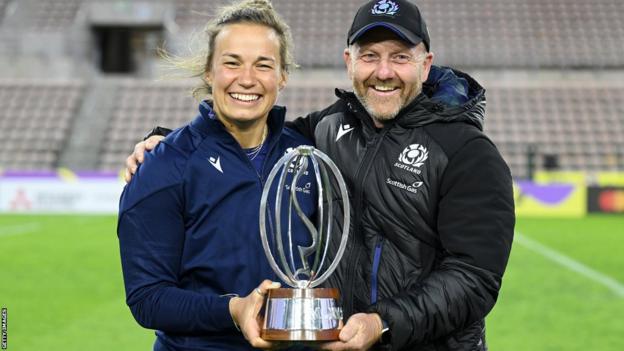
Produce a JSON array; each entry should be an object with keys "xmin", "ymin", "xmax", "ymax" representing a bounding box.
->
[
  {"xmin": 1, "ymin": 214, "xmax": 623, "ymax": 350},
  {"xmin": 487, "ymin": 215, "xmax": 624, "ymax": 350},
  {"xmin": 0, "ymin": 215, "xmax": 154, "ymax": 350}
]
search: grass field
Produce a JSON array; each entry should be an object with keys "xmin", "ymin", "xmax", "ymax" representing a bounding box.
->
[{"xmin": 1, "ymin": 214, "xmax": 623, "ymax": 350}]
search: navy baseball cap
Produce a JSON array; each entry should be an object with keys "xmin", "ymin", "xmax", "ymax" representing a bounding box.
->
[{"xmin": 347, "ymin": 0, "xmax": 430, "ymax": 51}]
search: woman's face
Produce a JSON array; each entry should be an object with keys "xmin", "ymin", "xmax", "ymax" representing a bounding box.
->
[{"xmin": 207, "ymin": 23, "xmax": 286, "ymax": 127}]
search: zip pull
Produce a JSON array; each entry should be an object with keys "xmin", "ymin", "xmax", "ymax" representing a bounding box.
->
[{"xmin": 370, "ymin": 235, "xmax": 384, "ymax": 304}]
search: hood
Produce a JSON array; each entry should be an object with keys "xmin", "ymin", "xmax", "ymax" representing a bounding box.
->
[
  {"xmin": 420, "ymin": 66, "xmax": 486, "ymax": 130},
  {"xmin": 337, "ymin": 65, "xmax": 486, "ymax": 130}
]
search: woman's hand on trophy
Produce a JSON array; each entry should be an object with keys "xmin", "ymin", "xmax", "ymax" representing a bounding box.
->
[
  {"xmin": 319, "ymin": 313, "xmax": 384, "ymax": 351},
  {"xmin": 124, "ymin": 135, "xmax": 164, "ymax": 183},
  {"xmin": 229, "ymin": 280, "xmax": 281, "ymax": 349}
]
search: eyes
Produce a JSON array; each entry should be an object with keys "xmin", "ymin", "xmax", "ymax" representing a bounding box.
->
[
  {"xmin": 359, "ymin": 52, "xmax": 413, "ymax": 64},
  {"xmin": 223, "ymin": 61, "xmax": 239, "ymax": 68},
  {"xmin": 257, "ymin": 63, "xmax": 274, "ymax": 71},
  {"xmin": 359, "ymin": 53, "xmax": 377, "ymax": 63},
  {"xmin": 222, "ymin": 60, "xmax": 275, "ymax": 71}
]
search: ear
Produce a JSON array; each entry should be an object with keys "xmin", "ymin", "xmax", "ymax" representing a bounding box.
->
[
  {"xmin": 343, "ymin": 48, "xmax": 354, "ymax": 79},
  {"xmin": 279, "ymin": 71, "xmax": 288, "ymax": 91},
  {"xmin": 420, "ymin": 52, "xmax": 435, "ymax": 82}
]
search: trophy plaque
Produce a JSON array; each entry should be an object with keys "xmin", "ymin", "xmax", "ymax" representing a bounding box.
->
[{"xmin": 259, "ymin": 145, "xmax": 350, "ymax": 341}]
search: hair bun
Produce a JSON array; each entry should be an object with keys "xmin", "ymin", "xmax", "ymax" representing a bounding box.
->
[{"xmin": 248, "ymin": 0, "xmax": 274, "ymax": 10}]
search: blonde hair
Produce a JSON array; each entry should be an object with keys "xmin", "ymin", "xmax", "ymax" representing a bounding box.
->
[{"xmin": 161, "ymin": 0, "xmax": 296, "ymax": 100}]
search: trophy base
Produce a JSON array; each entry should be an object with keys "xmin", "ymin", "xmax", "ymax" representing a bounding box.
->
[
  {"xmin": 261, "ymin": 328, "xmax": 340, "ymax": 341},
  {"xmin": 262, "ymin": 288, "xmax": 343, "ymax": 341}
]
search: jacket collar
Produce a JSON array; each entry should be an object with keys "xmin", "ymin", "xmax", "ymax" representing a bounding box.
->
[
  {"xmin": 190, "ymin": 100, "xmax": 287, "ymax": 144},
  {"xmin": 336, "ymin": 66, "xmax": 486, "ymax": 131}
]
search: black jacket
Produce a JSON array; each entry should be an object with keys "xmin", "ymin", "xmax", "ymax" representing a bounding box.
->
[{"xmin": 289, "ymin": 67, "xmax": 515, "ymax": 350}]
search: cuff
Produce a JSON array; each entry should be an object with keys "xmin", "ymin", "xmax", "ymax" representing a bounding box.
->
[
  {"xmin": 366, "ymin": 300, "xmax": 410, "ymax": 350},
  {"xmin": 210, "ymin": 294, "xmax": 237, "ymax": 330}
]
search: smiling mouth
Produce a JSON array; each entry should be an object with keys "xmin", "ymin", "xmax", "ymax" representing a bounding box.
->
[
  {"xmin": 370, "ymin": 85, "xmax": 399, "ymax": 93},
  {"xmin": 229, "ymin": 93, "xmax": 261, "ymax": 102}
]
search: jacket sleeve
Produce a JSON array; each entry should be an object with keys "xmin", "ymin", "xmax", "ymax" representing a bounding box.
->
[
  {"xmin": 117, "ymin": 145, "xmax": 235, "ymax": 333},
  {"xmin": 285, "ymin": 98, "xmax": 344, "ymax": 140},
  {"xmin": 368, "ymin": 137, "xmax": 515, "ymax": 349}
]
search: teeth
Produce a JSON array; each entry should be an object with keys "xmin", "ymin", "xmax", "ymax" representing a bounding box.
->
[
  {"xmin": 374, "ymin": 85, "xmax": 395, "ymax": 92},
  {"xmin": 230, "ymin": 93, "xmax": 260, "ymax": 102}
]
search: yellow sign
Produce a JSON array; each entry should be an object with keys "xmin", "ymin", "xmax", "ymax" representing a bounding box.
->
[
  {"xmin": 596, "ymin": 172, "xmax": 624, "ymax": 186},
  {"xmin": 514, "ymin": 172, "xmax": 586, "ymax": 217}
]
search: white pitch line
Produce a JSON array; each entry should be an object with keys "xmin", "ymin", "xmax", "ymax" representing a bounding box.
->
[
  {"xmin": 515, "ymin": 232, "xmax": 624, "ymax": 298},
  {"xmin": 0, "ymin": 223, "xmax": 41, "ymax": 238}
]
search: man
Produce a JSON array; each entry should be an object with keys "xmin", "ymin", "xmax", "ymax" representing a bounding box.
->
[{"xmin": 127, "ymin": 1, "xmax": 515, "ymax": 350}]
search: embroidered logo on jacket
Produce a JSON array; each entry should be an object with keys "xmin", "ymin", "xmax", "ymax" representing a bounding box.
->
[
  {"xmin": 386, "ymin": 178, "xmax": 423, "ymax": 194},
  {"xmin": 208, "ymin": 156, "xmax": 223, "ymax": 173},
  {"xmin": 285, "ymin": 181, "xmax": 312, "ymax": 195},
  {"xmin": 395, "ymin": 144, "xmax": 428, "ymax": 175},
  {"xmin": 372, "ymin": 0, "xmax": 399, "ymax": 15},
  {"xmin": 336, "ymin": 124, "xmax": 354, "ymax": 141}
]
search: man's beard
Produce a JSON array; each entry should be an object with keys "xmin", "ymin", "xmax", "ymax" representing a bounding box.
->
[
  {"xmin": 352, "ymin": 76, "xmax": 423, "ymax": 124},
  {"xmin": 354, "ymin": 88, "xmax": 402, "ymax": 122}
]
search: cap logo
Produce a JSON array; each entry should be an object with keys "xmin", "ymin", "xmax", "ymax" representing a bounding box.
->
[{"xmin": 371, "ymin": 0, "xmax": 399, "ymax": 16}]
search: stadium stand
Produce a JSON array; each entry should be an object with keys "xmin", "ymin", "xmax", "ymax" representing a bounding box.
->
[
  {"xmin": 174, "ymin": 0, "xmax": 230, "ymax": 28},
  {"xmin": 0, "ymin": 80, "xmax": 85, "ymax": 170},
  {"xmin": 13, "ymin": 0, "xmax": 622, "ymax": 68},
  {"xmin": 0, "ymin": 0, "xmax": 8, "ymax": 21},
  {"xmin": 93, "ymin": 76, "xmax": 623, "ymax": 177},
  {"xmin": 0, "ymin": 0, "xmax": 15, "ymax": 55},
  {"xmin": 169, "ymin": 0, "xmax": 624, "ymax": 69},
  {"xmin": 98, "ymin": 79, "xmax": 197, "ymax": 171},
  {"xmin": 29, "ymin": 0, "xmax": 83, "ymax": 32},
  {"xmin": 279, "ymin": 82, "xmax": 624, "ymax": 178},
  {"xmin": 486, "ymin": 86, "xmax": 624, "ymax": 177},
  {"xmin": 0, "ymin": 0, "xmax": 622, "ymax": 177}
]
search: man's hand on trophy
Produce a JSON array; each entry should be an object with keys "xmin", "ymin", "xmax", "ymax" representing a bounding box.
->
[
  {"xmin": 124, "ymin": 135, "xmax": 164, "ymax": 183},
  {"xmin": 229, "ymin": 280, "xmax": 281, "ymax": 349},
  {"xmin": 319, "ymin": 313, "xmax": 384, "ymax": 351}
]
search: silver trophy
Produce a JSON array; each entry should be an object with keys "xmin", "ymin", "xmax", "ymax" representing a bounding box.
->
[{"xmin": 259, "ymin": 145, "xmax": 350, "ymax": 341}]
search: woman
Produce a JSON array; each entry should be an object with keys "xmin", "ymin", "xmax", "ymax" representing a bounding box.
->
[{"xmin": 117, "ymin": 1, "xmax": 315, "ymax": 350}]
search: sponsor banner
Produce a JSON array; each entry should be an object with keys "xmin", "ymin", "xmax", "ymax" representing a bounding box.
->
[
  {"xmin": 588, "ymin": 186, "xmax": 624, "ymax": 213},
  {"xmin": 0, "ymin": 170, "xmax": 124, "ymax": 214},
  {"xmin": 514, "ymin": 179, "xmax": 586, "ymax": 218},
  {"xmin": 595, "ymin": 172, "xmax": 624, "ymax": 187},
  {"xmin": 534, "ymin": 170, "xmax": 586, "ymax": 184}
]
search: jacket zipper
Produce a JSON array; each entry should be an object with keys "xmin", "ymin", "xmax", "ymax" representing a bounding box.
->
[
  {"xmin": 343, "ymin": 127, "xmax": 390, "ymax": 316},
  {"xmin": 233, "ymin": 133, "xmax": 281, "ymax": 282},
  {"xmin": 370, "ymin": 235, "xmax": 384, "ymax": 304}
]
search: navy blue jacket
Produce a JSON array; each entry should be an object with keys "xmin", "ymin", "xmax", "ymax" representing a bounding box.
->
[{"xmin": 118, "ymin": 102, "xmax": 315, "ymax": 350}]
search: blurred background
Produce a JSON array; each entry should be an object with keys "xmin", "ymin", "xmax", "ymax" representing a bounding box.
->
[{"xmin": 0, "ymin": 0, "xmax": 622, "ymax": 350}]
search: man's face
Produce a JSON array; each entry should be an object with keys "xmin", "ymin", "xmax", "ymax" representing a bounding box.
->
[{"xmin": 344, "ymin": 28, "xmax": 433, "ymax": 124}]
